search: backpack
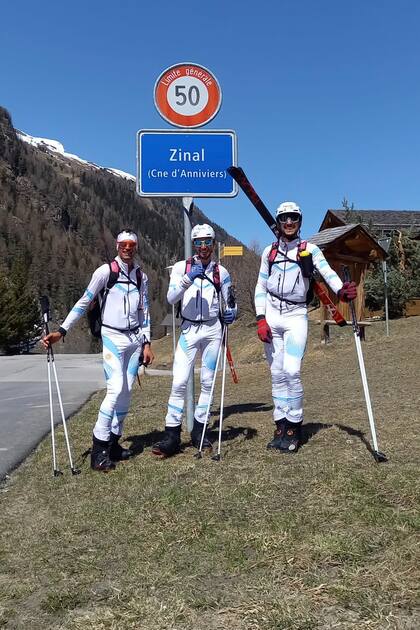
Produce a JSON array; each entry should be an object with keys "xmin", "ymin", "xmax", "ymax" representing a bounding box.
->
[
  {"xmin": 87, "ymin": 260, "xmax": 142, "ymax": 338},
  {"xmin": 176, "ymin": 258, "xmax": 221, "ymax": 319},
  {"xmin": 268, "ymin": 240, "xmax": 314, "ymax": 305}
]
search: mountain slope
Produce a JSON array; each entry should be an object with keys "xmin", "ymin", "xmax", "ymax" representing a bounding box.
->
[{"xmin": 0, "ymin": 106, "xmax": 257, "ymax": 351}]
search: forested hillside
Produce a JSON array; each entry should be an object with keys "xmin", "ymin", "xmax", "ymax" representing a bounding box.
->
[{"xmin": 0, "ymin": 106, "xmax": 258, "ymax": 352}]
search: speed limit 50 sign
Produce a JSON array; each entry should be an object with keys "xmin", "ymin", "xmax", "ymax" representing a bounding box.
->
[{"xmin": 154, "ymin": 62, "xmax": 222, "ymax": 128}]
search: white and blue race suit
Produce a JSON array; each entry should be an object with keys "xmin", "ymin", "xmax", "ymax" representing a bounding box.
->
[
  {"xmin": 165, "ymin": 257, "xmax": 237, "ymax": 428},
  {"xmin": 60, "ymin": 256, "xmax": 151, "ymax": 441},
  {"xmin": 255, "ymin": 238, "xmax": 343, "ymax": 425}
]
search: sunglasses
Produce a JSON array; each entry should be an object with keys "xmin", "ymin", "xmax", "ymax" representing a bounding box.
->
[
  {"xmin": 193, "ymin": 238, "xmax": 213, "ymax": 247},
  {"xmin": 278, "ymin": 213, "xmax": 301, "ymax": 224},
  {"xmin": 118, "ymin": 240, "xmax": 137, "ymax": 250}
]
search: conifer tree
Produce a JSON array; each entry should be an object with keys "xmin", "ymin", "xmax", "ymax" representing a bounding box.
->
[{"xmin": 0, "ymin": 258, "xmax": 42, "ymax": 352}]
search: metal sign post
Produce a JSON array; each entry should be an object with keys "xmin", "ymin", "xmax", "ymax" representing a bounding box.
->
[
  {"xmin": 172, "ymin": 303, "xmax": 176, "ymax": 358},
  {"xmin": 382, "ymin": 260, "xmax": 390, "ymax": 337},
  {"xmin": 165, "ymin": 265, "xmax": 177, "ymax": 360},
  {"xmin": 378, "ymin": 237, "xmax": 391, "ymax": 337},
  {"xmin": 182, "ymin": 196, "xmax": 194, "ymax": 431}
]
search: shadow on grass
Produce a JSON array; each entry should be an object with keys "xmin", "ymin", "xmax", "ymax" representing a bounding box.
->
[
  {"xmin": 125, "ymin": 430, "xmax": 160, "ymax": 456},
  {"xmin": 335, "ymin": 423, "xmax": 379, "ymax": 460},
  {"xmin": 219, "ymin": 402, "xmax": 272, "ymax": 422},
  {"xmin": 125, "ymin": 424, "xmax": 258, "ymax": 458},
  {"xmin": 301, "ymin": 420, "xmax": 377, "ymax": 459},
  {"xmin": 208, "ymin": 424, "xmax": 258, "ymax": 444},
  {"xmin": 300, "ymin": 421, "xmax": 332, "ymax": 446}
]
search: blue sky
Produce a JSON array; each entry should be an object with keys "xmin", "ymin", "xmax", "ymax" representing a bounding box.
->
[{"xmin": 2, "ymin": 0, "xmax": 420, "ymax": 246}]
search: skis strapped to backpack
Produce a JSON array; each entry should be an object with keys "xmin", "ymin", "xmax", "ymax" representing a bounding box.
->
[
  {"xmin": 88, "ymin": 260, "xmax": 142, "ymax": 338},
  {"xmin": 227, "ymin": 165, "xmax": 347, "ymax": 327}
]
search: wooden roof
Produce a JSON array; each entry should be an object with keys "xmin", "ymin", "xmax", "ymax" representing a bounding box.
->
[
  {"xmin": 308, "ymin": 224, "xmax": 387, "ymax": 262},
  {"xmin": 321, "ymin": 209, "xmax": 420, "ymax": 232}
]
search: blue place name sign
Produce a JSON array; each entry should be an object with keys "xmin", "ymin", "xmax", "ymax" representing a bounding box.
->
[{"xmin": 136, "ymin": 129, "xmax": 237, "ymax": 197}]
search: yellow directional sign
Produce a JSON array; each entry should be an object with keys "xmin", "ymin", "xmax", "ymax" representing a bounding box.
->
[{"xmin": 221, "ymin": 246, "xmax": 243, "ymax": 257}]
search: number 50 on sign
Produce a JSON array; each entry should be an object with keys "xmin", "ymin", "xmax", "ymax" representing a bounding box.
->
[{"xmin": 154, "ymin": 62, "xmax": 222, "ymax": 128}]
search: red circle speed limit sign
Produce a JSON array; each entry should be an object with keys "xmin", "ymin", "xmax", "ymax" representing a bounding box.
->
[{"xmin": 154, "ymin": 62, "xmax": 222, "ymax": 128}]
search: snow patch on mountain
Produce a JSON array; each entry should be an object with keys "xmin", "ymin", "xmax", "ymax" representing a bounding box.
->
[
  {"xmin": 16, "ymin": 130, "xmax": 136, "ymax": 182},
  {"xmin": 104, "ymin": 168, "xmax": 136, "ymax": 181}
]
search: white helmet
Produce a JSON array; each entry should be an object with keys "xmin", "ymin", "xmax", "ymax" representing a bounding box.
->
[
  {"xmin": 116, "ymin": 229, "xmax": 138, "ymax": 244},
  {"xmin": 276, "ymin": 201, "xmax": 302, "ymax": 219},
  {"xmin": 191, "ymin": 224, "xmax": 215, "ymax": 240}
]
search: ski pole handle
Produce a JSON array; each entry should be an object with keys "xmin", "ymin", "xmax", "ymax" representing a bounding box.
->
[
  {"xmin": 342, "ymin": 266, "xmax": 360, "ymax": 335},
  {"xmin": 342, "ymin": 266, "xmax": 351, "ymax": 284},
  {"xmin": 40, "ymin": 295, "xmax": 51, "ymax": 334}
]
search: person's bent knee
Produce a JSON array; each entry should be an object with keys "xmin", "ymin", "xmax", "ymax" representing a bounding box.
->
[
  {"xmin": 200, "ymin": 375, "xmax": 213, "ymax": 393},
  {"xmin": 285, "ymin": 369, "xmax": 301, "ymax": 381},
  {"xmin": 171, "ymin": 381, "xmax": 188, "ymax": 397}
]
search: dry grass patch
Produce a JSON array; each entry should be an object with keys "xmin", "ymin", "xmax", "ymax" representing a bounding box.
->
[{"xmin": 0, "ymin": 317, "xmax": 419, "ymax": 629}]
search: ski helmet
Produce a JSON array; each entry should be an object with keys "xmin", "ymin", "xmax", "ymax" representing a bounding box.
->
[
  {"xmin": 116, "ymin": 229, "xmax": 138, "ymax": 244},
  {"xmin": 191, "ymin": 224, "xmax": 215, "ymax": 241},
  {"xmin": 275, "ymin": 202, "xmax": 302, "ymax": 221}
]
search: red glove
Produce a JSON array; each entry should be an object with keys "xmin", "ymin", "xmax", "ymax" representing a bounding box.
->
[
  {"xmin": 257, "ymin": 318, "xmax": 272, "ymax": 343},
  {"xmin": 338, "ymin": 281, "xmax": 357, "ymax": 302}
]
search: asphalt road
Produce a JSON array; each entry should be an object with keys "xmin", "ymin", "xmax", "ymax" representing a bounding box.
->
[
  {"xmin": 0, "ymin": 353, "xmax": 107, "ymax": 480},
  {"xmin": 0, "ymin": 352, "xmax": 175, "ymax": 481}
]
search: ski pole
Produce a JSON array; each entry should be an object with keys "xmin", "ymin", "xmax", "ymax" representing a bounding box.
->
[
  {"xmin": 40, "ymin": 296, "xmax": 80, "ymax": 476},
  {"xmin": 212, "ymin": 327, "xmax": 229, "ymax": 462},
  {"xmin": 225, "ymin": 343, "xmax": 239, "ymax": 384},
  {"xmin": 195, "ymin": 326, "xmax": 226, "ymax": 459},
  {"xmin": 40, "ymin": 296, "xmax": 62, "ymax": 477},
  {"xmin": 47, "ymin": 347, "xmax": 60, "ymax": 476},
  {"xmin": 50, "ymin": 358, "xmax": 80, "ymax": 475},
  {"xmin": 341, "ymin": 268, "xmax": 387, "ymax": 463},
  {"xmin": 219, "ymin": 284, "xmax": 239, "ymax": 384}
]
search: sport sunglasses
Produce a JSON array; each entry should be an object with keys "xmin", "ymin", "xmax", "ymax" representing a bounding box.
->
[
  {"xmin": 193, "ymin": 238, "xmax": 213, "ymax": 247},
  {"xmin": 278, "ymin": 213, "xmax": 301, "ymax": 224},
  {"xmin": 118, "ymin": 240, "xmax": 137, "ymax": 250}
]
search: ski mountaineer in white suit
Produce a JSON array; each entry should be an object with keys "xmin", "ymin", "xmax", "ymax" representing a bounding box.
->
[
  {"xmin": 255, "ymin": 202, "xmax": 357, "ymax": 453},
  {"xmin": 152, "ymin": 224, "xmax": 237, "ymax": 458},
  {"xmin": 42, "ymin": 229, "xmax": 154, "ymax": 472}
]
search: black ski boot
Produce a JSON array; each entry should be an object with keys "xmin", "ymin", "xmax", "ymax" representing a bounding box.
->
[
  {"xmin": 152, "ymin": 425, "xmax": 181, "ymax": 458},
  {"xmin": 110, "ymin": 432, "xmax": 133, "ymax": 462},
  {"xmin": 191, "ymin": 418, "xmax": 212, "ymax": 451},
  {"xmin": 280, "ymin": 420, "xmax": 302, "ymax": 453},
  {"xmin": 267, "ymin": 418, "xmax": 286, "ymax": 450},
  {"xmin": 91, "ymin": 435, "xmax": 116, "ymax": 472}
]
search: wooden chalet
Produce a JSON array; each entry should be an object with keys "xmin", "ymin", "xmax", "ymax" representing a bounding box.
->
[
  {"xmin": 307, "ymin": 224, "xmax": 387, "ymax": 339},
  {"xmin": 313, "ymin": 208, "xmax": 420, "ymax": 335},
  {"xmin": 321, "ymin": 209, "xmax": 420, "ymax": 238}
]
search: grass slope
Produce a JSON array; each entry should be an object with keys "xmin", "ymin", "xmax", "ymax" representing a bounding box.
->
[{"xmin": 0, "ymin": 318, "xmax": 419, "ymax": 629}]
